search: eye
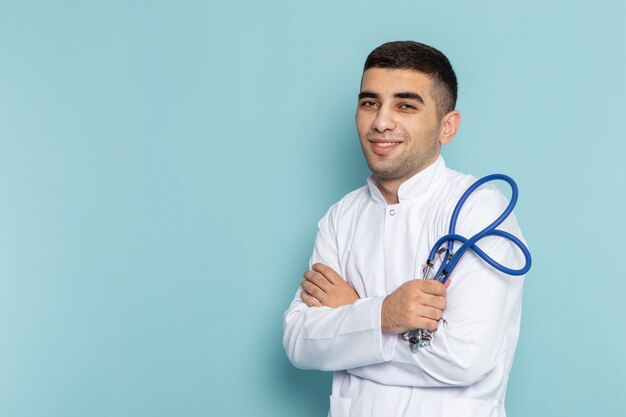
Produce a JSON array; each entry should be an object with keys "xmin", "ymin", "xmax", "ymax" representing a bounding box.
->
[
  {"xmin": 399, "ymin": 103, "xmax": 417, "ymax": 110},
  {"xmin": 359, "ymin": 100, "xmax": 379, "ymax": 109}
]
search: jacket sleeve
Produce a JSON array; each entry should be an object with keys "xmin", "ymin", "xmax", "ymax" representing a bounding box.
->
[
  {"xmin": 347, "ymin": 186, "xmax": 527, "ymax": 387},
  {"xmin": 282, "ymin": 202, "xmax": 397, "ymax": 371}
]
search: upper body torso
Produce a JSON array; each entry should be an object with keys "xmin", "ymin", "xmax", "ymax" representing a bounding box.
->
[{"xmin": 283, "ymin": 156, "xmax": 526, "ymax": 417}]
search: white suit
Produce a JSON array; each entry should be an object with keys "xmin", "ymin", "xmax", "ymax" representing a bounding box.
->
[{"xmin": 283, "ymin": 156, "xmax": 527, "ymax": 417}]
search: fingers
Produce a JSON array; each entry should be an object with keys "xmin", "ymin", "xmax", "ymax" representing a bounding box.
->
[
  {"xmin": 382, "ymin": 295, "xmax": 441, "ymax": 333},
  {"xmin": 421, "ymin": 318, "xmax": 440, "ymax": 332},
  {"xmin": 301, "ymin": 264, "xmax": 344, "ymax": 300},
  {"xmin": 301, "ymin": 277, "xmax": 326, "ymax": 301},
  {"xmin": 416, "ymin": 305, "xmax": 444, "ymax": 321},
  {"xmin": 312, "ymin": 263, "xmax": 343, "ymax": 285},
  {"xmin": 300, "ymin": 290, "xmax": 322, "ymax": 307},
  {"xmin": 420, "ymin": 279, "xmax": 447, "ymax": 296},
  {"xmin": 301, "ymin": 266, "xmax": 359, "ymax": 308},
  {"xmin": 303, "ymin": 270, "xmax": 333, "ymax": 292},
  {"xmin": 417, "ymin": 291, "xmax": 447, "ymax": 311},
  {"xmin": 412, "ymin": 280, "xmax": 448, "ymax": 310},
  {"xmin": 382, "ymin": 280, "xmax": 448, "ymax": 334},
  {"xmin": 403, "ymin": 302, "xmax": 445, "ymax": 332}
]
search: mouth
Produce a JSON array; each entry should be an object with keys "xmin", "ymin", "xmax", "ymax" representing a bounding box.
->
[{"xmin": 368, "ymin": 140, "xmax": 403, "ymax": 155}]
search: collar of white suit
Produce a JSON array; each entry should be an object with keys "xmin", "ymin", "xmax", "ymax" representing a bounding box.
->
[{"xmin": 366, "ymin": 155, "xmax": 446, "ymax": 205}]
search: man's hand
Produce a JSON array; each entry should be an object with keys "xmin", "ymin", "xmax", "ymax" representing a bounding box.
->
[
  {"xmin": 300, "ymin": 263, "xmax": 360, "ymax": 308},
  {"xmin": 381, "ymin": 280, "xmax": 447, "ymax": 334}
]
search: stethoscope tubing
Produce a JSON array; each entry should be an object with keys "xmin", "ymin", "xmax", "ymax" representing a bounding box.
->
[{"xmin": 429, "ymin": 174, "xmax": 532, "ymax": 284}]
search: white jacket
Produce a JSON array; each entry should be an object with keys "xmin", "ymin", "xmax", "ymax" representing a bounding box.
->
[{"xmin": 283, "ymin": 156, "xmax": 527, "ymax": 417}]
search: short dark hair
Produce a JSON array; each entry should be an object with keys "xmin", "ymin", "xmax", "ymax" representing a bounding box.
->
[{"xmin": 364, "ymin": 41, "xmax": 457, "ymax": 116}]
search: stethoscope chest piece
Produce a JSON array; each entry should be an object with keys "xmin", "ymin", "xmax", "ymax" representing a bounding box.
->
[{"xmin": 404, "ymin": 328, "xmax": 432, "ymax": 352}]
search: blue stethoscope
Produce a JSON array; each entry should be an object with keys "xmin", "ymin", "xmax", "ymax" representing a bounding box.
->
[{"xmin": 404, "ymin": 174, "xmax": 532, "ymax": 351}]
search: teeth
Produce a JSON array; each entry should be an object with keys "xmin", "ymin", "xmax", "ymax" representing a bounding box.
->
[{"xmin": 377, "ymin": 142, "xmax": 398, "ymax": 147}]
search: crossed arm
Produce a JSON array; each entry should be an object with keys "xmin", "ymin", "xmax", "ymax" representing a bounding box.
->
[
  {"xmin": 300, "ymin": 263, "xmax": 448, "ymax": 334},
  {"xmin": 287, "ymin": 257, "xmax": 521, "ymax": 386}
]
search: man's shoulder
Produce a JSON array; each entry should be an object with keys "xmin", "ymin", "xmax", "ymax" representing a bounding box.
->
[
  {"xmin": 439, "ymin": 166, "xmax": 522, "ymax": 237},
  {"xmin": 443, "ymin": 166, "xmax": 511, "ymax": 205},
  {"xmin": 443, "ymin": 166, "xmax": 478, "ymax": 191},
  {"xmin": 419, "ymin": 166, "xmax": 478, "ymax": 213}
]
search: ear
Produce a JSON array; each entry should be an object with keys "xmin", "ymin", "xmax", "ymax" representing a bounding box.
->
[{"xmin": 438, "ymin": 110, "xmax": 461, "ymax": 145}]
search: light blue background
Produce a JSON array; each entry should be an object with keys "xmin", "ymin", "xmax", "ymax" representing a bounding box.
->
[{"xmin": 1, "ymin": 1, "xmax": 624, "ymax": 416}]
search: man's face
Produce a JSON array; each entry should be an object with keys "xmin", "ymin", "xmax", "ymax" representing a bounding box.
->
[{"xmin": 356, "ymin": 68, "xmax": 444, "ymax": 183}]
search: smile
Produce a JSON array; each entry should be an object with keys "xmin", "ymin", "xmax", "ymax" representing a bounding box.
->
[{"xmin": 369, "ymin": 141, "xmax": 402, "ymax": 155}]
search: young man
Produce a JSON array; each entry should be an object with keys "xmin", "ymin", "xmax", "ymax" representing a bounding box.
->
[{"xmin": 283, "ymin": 41, "xmax": 526, "ymax": 417}]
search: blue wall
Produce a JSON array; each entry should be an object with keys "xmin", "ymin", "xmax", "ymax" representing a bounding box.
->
[{"xmin": 1, "ymin": 1, "xmax": 624, "ymax": 416}]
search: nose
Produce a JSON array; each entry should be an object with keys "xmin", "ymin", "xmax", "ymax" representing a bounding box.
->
[{"xmin": 372, "ymin": 106, "xmax": 396, "ymax": 133}]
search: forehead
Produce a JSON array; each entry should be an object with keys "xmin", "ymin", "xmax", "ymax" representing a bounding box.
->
[{"xmin": 360, "ymin": 68, "xmax": 435, "ymax": 100}]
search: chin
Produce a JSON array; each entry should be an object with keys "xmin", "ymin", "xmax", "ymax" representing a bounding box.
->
[{"xmin": 370, "ymin": 166, "xmax": 403, "ymax": 180}]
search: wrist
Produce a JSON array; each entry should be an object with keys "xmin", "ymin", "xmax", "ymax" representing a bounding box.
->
[{"xmin": 380, "ymin": 296, "xmax": 396, "ymax": 334}]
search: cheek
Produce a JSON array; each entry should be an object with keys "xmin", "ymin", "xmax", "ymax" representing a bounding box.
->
[
  {"xmin": 406, "ymin": 121, "xmax": 436, "ymax": 141},
  {"xmin": 355, "ymin": 112, "xmax": 371, "ymax": 133}
]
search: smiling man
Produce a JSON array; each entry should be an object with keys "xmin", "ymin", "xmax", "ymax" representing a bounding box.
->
[{"xmin": 283, "ymin": 41, "xmax": 526, "ymax": 417}]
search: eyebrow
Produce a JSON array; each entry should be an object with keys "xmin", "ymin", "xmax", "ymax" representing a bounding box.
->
[
  {"xmin": 358, "ymin": 91, "xmax": 380, "ymax": 100},
  {"xmin": 358, "ymin": 90, "xmax": 425, "ymax": 105},
  {"xmin": 394, "ymin": 91, "xmax": 424, "ymax": 104}
]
